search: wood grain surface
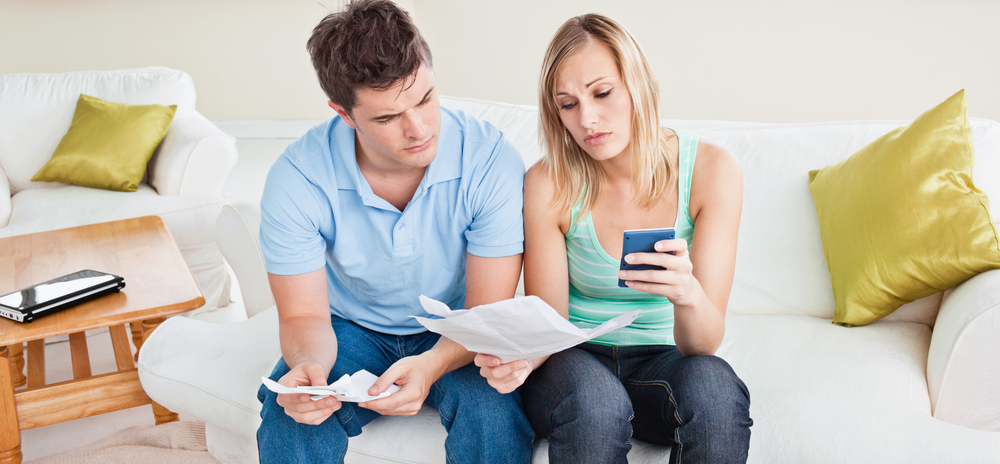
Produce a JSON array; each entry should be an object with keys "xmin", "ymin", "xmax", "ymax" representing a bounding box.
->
[{"xmin": 0, "ymin": 216, "xmax": 205, "ymax": 345}]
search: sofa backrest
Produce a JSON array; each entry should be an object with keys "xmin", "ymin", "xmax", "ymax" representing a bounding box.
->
[
  {"xmin": 441, "ymin": 96, "xmax": 1000, "ymax": 324},
  {"xmin": 0, "ymin": 67, "xmax": 198, "ymax": 195}
]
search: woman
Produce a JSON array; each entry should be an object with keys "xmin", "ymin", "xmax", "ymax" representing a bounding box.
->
[{"xmin": 476, "ymin": 14, "xmax": 752, "ymax": 464}]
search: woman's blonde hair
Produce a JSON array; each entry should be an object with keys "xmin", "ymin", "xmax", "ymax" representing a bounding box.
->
[{"xmin": 539, "ymin": 14, "xmax": 674, "ymax": 221}]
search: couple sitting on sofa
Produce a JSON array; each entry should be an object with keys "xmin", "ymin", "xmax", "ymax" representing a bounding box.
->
[{"xmin": 256, "ymin": 1, "xmax": 752, "ymax": 463}]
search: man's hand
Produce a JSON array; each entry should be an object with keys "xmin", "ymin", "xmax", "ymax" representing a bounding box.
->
[
  {"xmin": 475, "ymin": 354, "xmax": 533, "ymax": 394},
  {"xmin": 358, "ymin": 355, "xmax": 439, "ymax": 416},
  {"xmin": 275, "ymin": 361, "xmax": 341, "ymax": 425}
]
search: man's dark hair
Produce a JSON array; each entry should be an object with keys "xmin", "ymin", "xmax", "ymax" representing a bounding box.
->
[{"xmin": 307, "ymin": 0, "xmax": 432, "ymax": 115}]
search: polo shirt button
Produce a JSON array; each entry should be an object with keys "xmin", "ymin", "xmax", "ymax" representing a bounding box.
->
[{"xmin": 398, "ymin": 223, "xmax": 406, "ymax": 230}]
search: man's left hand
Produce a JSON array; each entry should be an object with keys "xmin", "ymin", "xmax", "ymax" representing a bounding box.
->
[{"xmin": 358, "ymin": 355, "xmax": 438, "ymax": 416}]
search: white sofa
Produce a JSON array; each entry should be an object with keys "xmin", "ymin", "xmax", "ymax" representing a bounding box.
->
[
  {"xmin": 0, "ymin": 67, "xmax": 238, "ymax": 314},
  {"xmin": 138, "ymin": 96, "xmax": 1000, "ymax": 463}
]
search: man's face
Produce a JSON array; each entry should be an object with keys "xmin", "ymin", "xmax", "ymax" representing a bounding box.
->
[{"xmin": 331, "ymin": 65, "xmax": 441, "ymax": 172}]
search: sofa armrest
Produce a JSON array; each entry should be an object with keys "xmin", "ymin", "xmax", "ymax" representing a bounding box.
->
[
  {"xmin": 0, "ymin": 165, "xmax": 10, "ymax": 228},
  {"xmin": 138, "ymin": 306, "xmax": 280, "ymax": 438},
  {"xmin": 927, "ymin": 268, "xmax": 1000, "ymax": 431},
  {"xmin": 217, "ymin": 202, "xmax": 274, "ymax": 318},
  {"xmin": 148, "ymin": 111, "xmax": 237, "ymax": 196}
]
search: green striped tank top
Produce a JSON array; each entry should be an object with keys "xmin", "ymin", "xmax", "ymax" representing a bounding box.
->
[{"xmin": 565, "ymin": 128, "xmax": 698, "ymax": 346}]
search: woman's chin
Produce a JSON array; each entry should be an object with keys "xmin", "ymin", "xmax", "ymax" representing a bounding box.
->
[{"xmin": 581, "ymin": 144, "xmax": 626, "ymax": 162}]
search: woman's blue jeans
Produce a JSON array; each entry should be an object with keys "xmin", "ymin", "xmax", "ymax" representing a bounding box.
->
[
  {"xmin": 523, "ymin": 343, "xmax": 752, "ymax": 464},
  {"xmin": 256, "ymin": 316, "xmax": 534, "ymax": 464}
]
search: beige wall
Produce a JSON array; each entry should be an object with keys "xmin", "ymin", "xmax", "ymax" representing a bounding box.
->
[
  {"xmin": 2, "ymin": 0, "xmax": 998, "ymax": 123},
  {"xmin": 0, "ymin": 0, "xmax": 410, "ymax": 120},
  {"xmin": 417, "ymin": 0, "xmax": 1000, "ymax": 123}
]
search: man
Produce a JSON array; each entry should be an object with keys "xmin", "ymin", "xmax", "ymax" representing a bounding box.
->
[{"xmin": 255, "ymin": 1, "xmax": 533, "ymax": 462}]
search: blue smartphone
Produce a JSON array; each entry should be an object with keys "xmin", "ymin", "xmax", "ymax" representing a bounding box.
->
[{"xmin": 618, "ymin": 228, "xmax": 675, "ymax": 288}]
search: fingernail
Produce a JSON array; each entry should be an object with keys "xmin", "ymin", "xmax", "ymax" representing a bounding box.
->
[
  {"xmin": 326, "ymin": 399, "xmax": 335, "ymax": 407},
  {"xmin": 492, "ymin": 358, "xmax": 500, "ymax": 366},
  {"xmin": 617, "ymin": 271, "xmax": 625, "ymax": 278},
  {"xmin": 625, "ymin": 254, "xmax": 634, "ymax": 263}
]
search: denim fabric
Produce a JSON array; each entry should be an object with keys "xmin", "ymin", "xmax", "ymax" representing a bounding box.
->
[
  {"xmin": 523, "ymin": 343, "xmax": 752, "ymax": 464},
  {"xmin": 257, "ymin": 316, "xmax": 534, "ymax": 464}
]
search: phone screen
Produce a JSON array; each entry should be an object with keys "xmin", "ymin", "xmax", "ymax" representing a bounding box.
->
[{"xmin": 0, "ymin": 270, "xmax": 117, "ymax": 310}]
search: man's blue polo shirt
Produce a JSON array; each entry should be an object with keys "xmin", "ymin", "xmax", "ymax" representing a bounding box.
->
[{"xmin": 259, "ymin": 107, "xmax": 525, "ymax": 335}]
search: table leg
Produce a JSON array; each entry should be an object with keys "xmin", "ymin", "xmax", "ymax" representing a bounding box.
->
[
  {"xmin": 26, "ymin": 341, "xmax": 44, "ymax": 389},
  {"xmin": 0, "ymin": 346, "xmax": 23, "ymax": 464},
  {"xmin": 7, "ymin": 344, "xmax": 25, "ymax": 389},
  {"xmin": 108, "ymin": 325, "xmax": 135, "ymax": 371},
  {"xmin": 130, "ymin": 322, "xmax": 143, "ymax": 362},
  {"xmin": 140, "ymin": 318, "xmax": 178, "ymax": 424},
  {"xmin": 67, "ymin": 333, "xmax": 92, "ymax": 379}
]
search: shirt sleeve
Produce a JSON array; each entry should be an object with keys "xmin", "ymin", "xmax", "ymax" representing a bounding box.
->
[
  {"xmin": 259, "ymin": 154, "xmax": 331, "ymax": 275},
  {"xmin": 464, "ymin": 133, "xmax": 526, "ymax": 258}
]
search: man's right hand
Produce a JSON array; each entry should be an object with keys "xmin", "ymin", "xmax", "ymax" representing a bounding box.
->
[{"xmin": 275, "ymin": 361, "xmax": 341, "ymax": 425}]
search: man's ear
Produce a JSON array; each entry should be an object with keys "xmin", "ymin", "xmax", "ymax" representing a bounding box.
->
[{"xmin": 328, "ymin": 101, "xmax": 357, "ymax": 129}]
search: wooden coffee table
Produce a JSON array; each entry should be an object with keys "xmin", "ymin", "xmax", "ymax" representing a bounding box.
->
[{"xmin": 0, "ymin": 216, "xmax": 205, "ymax": 464}]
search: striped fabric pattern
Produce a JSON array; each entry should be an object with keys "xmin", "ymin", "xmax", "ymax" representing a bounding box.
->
[{"xmin": 565, "ymin": 129, "xmax": 699, "ymax": 346}]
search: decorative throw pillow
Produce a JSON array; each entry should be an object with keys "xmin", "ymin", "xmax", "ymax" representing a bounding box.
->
[
  {"xmin": 808, "ymin": 90, "xmax": 1000, "ymax": 326},
  {"xmin": 32, "ymin": 94, "xmax": 176, "ymax": 192}
]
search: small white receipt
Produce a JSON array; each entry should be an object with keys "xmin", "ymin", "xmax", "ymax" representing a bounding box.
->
[
  {"xmin": 261, "ymin": 369, "xmax": 400, "ymax": 402},
  {"xmin": 413, "ymin": 295, "xmax": 640, "ymax": 364}
]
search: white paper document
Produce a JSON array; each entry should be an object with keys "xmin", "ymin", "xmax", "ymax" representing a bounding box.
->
[
  {"xmin": 413, "ymin": 295, "xmax": 640, "ymax": 363},
  {"xmin": 260, "ymin": 369, "xmax": 400, "ymax": 402}
]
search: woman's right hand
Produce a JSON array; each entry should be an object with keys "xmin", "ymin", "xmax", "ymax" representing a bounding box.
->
[
  {"xmin": 274, "ymin": 361, "xmax": 341, "ymax": 425},
  {"xmin": 474, "ymin": 354, "xmax": 534, "ymax": 394}
]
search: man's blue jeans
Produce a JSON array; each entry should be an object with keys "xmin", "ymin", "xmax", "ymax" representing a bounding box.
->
[
  {"xmin": 523, "ymin": 343, "xmax": 752, "ymax": 464},
  {"xmin": 257, "ymin": 316, "xmax": 534, "ymax": 464}
]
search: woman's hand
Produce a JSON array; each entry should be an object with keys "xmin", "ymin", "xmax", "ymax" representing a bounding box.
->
[
  {"xmin": 474, "ymin": 354, "xmax": 534, "ymax": 394},
  {"xmin": 617, "ymin": 238, "xmax": 699, "ymax": 305}
]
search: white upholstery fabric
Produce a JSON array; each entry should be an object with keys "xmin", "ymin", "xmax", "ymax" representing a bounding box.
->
[
  {"xmin": 139, "ymin": 96, "xmax": 1000, "ymax": 463},
  {"xmin": 719, "ymin": 315, "xmax": 1000, "ymax": 462},
  {"xmin": 138, "ymin": 307, "xmax": 281, "ymax": 439},
  {"xmin": 216, "ymin": 203, "xmax": 274, "ymax": 318},
  {"xmin": 0, "ymin": 164, "xmax": 10, "ymax": 228},
  {"xmin": 928, "ymin": 269, "xmax": 1000, "ymax": 431},
  {"xmin": 150, "ymin": 112, "xmax": 237, "ymax": 196}
]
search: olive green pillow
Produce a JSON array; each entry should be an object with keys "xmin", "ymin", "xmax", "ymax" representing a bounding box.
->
[
  {"xmin": 32, "ymin": 94, "xmax": 177, "ymax": 192},
  {"xmin": 808, "ymin": 90, "xmax": 1000, "ymax": 326}
]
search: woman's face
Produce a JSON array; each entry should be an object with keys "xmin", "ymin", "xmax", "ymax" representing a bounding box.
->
[{"xmin": 554, "ymin": 39, "xmax": 633, "ymax": 163}]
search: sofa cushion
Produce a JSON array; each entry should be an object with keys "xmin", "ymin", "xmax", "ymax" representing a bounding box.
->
[
  {"xmin": 143, "ymin": 307, "xmax": 1000, "ymax": 463},
  {"xmin": 1, "ymin": 184, "xmax": 230, "ymax": 313},
  {"xmin": 0, "ymin": 67, "xmax": 197, "ymax": 195},
  {"xmin": 32, "ymin": 94, "xmax": 177, "ymax": 192},
  {"xmin": 718, "ymin": 314, "xmax": 1000, "ymax": 463},
  {"xmin": 808, "ymin": 90, "xmax": 1000, "ymax": 326}
]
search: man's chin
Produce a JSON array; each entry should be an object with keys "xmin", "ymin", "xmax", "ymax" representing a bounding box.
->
[{"xmin": 403, "ymin": 143, "xmax": 438, "ymax": 168}]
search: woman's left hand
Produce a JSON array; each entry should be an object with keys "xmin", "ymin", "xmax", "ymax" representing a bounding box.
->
[
  {"xmin": 618, "ymin": 238, "xmax": 698, "ymax": 305},
  {"xmin": 474, "ymin": 354, "xmax": 533, "ymax": 394}
]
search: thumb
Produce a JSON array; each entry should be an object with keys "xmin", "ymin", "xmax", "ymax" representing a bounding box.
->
[
  {"xmin": 304, "ymin": 363, "xmax": 329, "ymax": 387},
  {"xmin": 370, "ymin": 364, "xmax": 404, "ymax": 396}
]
